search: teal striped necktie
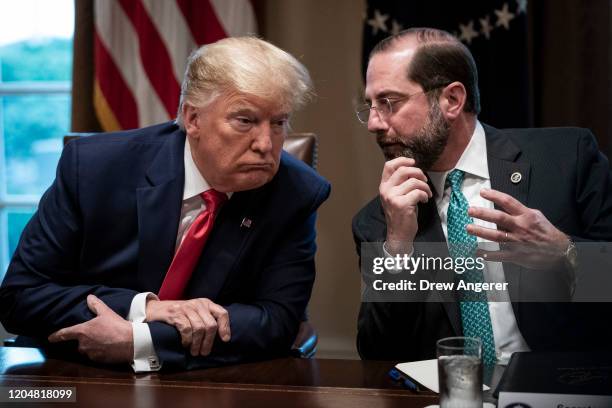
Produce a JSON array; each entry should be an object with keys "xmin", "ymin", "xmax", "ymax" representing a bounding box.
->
[{"xmin": 446, "ymin": 169, "xmax": 497, "ymax": 365}]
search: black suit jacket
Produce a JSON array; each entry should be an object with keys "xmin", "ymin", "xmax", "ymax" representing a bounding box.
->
[
  {"xmin": 353, "ymin": 125, "xmax": 612, "ymax": 361},
  {"xmin": 0, "ymin": 122, "xmax": 331, "ymax": 370}
]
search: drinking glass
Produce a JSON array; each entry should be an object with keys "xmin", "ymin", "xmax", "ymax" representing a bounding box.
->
[{"xmin": 437, "ymin": 337, "xmax": 483, "ymax": 408}]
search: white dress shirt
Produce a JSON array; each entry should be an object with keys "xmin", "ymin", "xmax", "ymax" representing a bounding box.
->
[
  {"xmin": 129, "ymin": 139, "xmax": 230, "ymax": 372},
  {"xmin": 426, "ymin": 121, "xmax": 530, "ymax": 364}
]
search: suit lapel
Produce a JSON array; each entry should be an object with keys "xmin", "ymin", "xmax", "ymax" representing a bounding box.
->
[
  {"xmin": 485, "ymin": 125, "xmax": 530, "ymax": 208},
  {"xmin": 484, "ymin": 124, "xmax": 530, "ymax": 317},
  {"xmin": 136, "ymin": 130, "xmax": 185, "ymax": 293}
]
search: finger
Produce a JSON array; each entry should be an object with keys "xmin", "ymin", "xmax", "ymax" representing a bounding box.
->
[
  {"xmin": 384, "ymin": 190, "xmax": 428, "ymax": 212},
  {"xmin": 480, "ymin": 188, "xmax": 526, "ymax": 215},
  {"xmin": 86, "ymin": 294, "xmax": 114, "ymax": 316},
  {"xmin": 184, "ymin": 306, "xmax": 206, "ymax": 356},
  {"xmin": 174, "ymin": 316, "xmax": 193, "ymax": 348},
  {"xmin": 381, "ymin": 157, "xmax": 416, "ymax": 182},
  {"xmin": 386, "ymin": 165, "xmax": 428, "ymax": 187},
  {"xmin": 209, "ymin": 303, "xmax": 231, "ymax": 342},
  {"xmin": 199, "ymin": 313, "xmax": 219, "ymax": 356},
  {"xmin": 392, "ymin": 178, "xmax": 433, "ymax": 199},
  {"xmin": 467, "ymin": 206, "xmax": 514, "ymax": 230},
  {"xmin": 385, "ymin": 190, "xmax": 429, "ymax": 208},
  {"xmin": 466, "ymin": 224, "xmax": 510, "ymax": 243},
  {"xmin": 48, "ymin": 325, "xmax": 82, "ymax": 343},
  {"xmin": 401, "ymin": 188, "xmax": 431, "ymax": 205}
]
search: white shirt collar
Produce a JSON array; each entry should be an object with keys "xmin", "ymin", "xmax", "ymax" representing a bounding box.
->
[
  {"xmin": 428, "ymin": 121, "xmax": 489, "ymax": 196},
  {"xmin": 183, "ymin": 139, "xmax": 211, "ymax": 200},
  {"xmin": 183, "ymin": 139, "xmax": 233, "ymax": 201}
]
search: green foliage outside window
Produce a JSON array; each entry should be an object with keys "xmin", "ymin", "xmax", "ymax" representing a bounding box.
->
[{"xmin": 0, "ymin": 38, "xmax": 72, "ymax": 81}]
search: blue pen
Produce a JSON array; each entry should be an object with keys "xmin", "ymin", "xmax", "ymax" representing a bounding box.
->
[{"xmin": 388, "ymin": 368, "xmax": 419, "ymax": 391}]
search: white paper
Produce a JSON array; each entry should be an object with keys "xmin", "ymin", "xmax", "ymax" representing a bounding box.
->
[
  {"xmin": 395, "ymin": 359, "xmax": 490, "ymax": 393},
  {"xmin": 424, "ymin": 404, "xmax": 495, "ymax": 408}
]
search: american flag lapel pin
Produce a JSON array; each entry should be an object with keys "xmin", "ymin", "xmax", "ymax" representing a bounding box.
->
[{"xmin": 240, "ymin": 217, "xmax": 253, "ymax": 228}]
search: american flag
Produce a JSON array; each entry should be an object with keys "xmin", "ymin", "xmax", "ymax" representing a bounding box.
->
[{"xmin": 93, "ymin": 0, "xmax": 257, "ymax": 131}]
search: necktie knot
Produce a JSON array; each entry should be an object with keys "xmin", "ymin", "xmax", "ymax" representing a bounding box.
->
[
  {"xmin": 201, "ymin": 189, "xmax": 227, "ymax": 215},
  {"xmin": 446, "ymin": 169, "xmax": 465, "ymax": 191}
]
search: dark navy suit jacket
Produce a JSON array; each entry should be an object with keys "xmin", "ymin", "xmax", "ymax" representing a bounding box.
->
[
  {"xmin": 0, "ymin": 122, "xmax": 331, "ymax": 370},
  {"xmin": 353, "ymin": 125, "xmax": 612, "ymax": 361}
]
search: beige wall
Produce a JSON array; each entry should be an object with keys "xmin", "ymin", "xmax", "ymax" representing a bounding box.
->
[{"xmin": 262, "ymin": 0, "xmax": 384, "ymax": 358}]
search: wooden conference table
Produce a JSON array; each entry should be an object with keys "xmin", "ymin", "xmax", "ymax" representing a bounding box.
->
[{"xmin": 0, "ymin": 346, "xmax": 440, "ymax": 407}]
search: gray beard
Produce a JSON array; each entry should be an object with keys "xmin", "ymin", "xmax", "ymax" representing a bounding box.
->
[{"xmin": 380, "ymin": 101, "xmax": 451, "ymax": 170}]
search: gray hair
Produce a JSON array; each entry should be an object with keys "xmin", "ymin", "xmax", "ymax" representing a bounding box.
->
[{"xmin": 176, "ymin": 36, "xmax": 313, "ymax": 129}]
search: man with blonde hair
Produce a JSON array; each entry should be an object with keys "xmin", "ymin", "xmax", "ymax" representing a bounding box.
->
[{"xmin": 0, "ymin": 37, "xmax": 330, "ymax": 371}]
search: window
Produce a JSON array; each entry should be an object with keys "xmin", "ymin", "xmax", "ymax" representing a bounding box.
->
[{"xmin": 0, "ymin": 0, "xmax": 74, "ymax": 275}]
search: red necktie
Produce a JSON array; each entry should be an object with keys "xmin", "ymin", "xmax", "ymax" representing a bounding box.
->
[{"xmin": 158, "ymin": 189, "xmax": 227, "ymax": 300}]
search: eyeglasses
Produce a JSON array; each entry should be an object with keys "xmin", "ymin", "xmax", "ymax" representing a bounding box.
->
[{"xmin": 355, "ymin": 91, "xmax": 426, "ymax": 124}]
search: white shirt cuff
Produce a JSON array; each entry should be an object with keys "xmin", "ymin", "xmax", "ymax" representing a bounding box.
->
[
  {"xmin": 127, "ymin": 292, "xmax": 158, "ymax": 323},
  {"xmin": 382, "ymin": 241, "xmax": 415, "ymax": 258},
  {"xmin": 128, "ymin": 292, "xmax": 161, "ymax": 372},
  {"xmin": 131, "ymin": 322, "xmax": 161, "ymax": 372},
  {"xmin": 382, "ymin": 242, "xmax": 415, "ymax": 273}
]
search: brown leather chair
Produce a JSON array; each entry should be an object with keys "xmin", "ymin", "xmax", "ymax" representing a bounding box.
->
[
  {"xmin": 55, "ymin": 132, "xmax": 319, "ymax": 358},
  {"xmin": 282, "ymin": 133, "xmax": 318, "ymax": 170}
]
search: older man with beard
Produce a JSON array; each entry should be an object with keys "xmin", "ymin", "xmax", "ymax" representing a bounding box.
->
[{"xmin": 352, "ymin": 27, "xmax": 612, "ymax": 365}]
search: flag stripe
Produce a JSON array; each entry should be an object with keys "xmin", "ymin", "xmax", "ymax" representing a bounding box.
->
[
  {"xmin": 140, "ymin": 0, "xmax": 197, "ymax": 85},
  {"xmin": 118, "ymin": 0, "xmax": 181, "ymax": 118},
  {"xmin": 94, "ymin": 32, "xmax": 138, "ymax": 130},
  {"xmin": 176, "ymin": 0, "xmax": 227, "ymax": 45},
  {"xmin": 94, "ymin": 0, "xmax": 168, "ymax": 128},
  {"xmin": 210, "ymin": 0, "xmax": 257, "ymax": 37},
  {"xmin": 94, "ymin": 80, "xmax": 123, "ymax": 132}
]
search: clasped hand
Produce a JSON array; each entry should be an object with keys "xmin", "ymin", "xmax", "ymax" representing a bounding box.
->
[
  {"xmin": 48, "ymin": 294, "xmax": 133, "ymax": 363},
  {"xmin": 48, "ymin": 294, "xmax": 231, "ymax": 364},
  {"xmin": 145, "ymin": 297, "xmax": 231, "ymax": 356}
]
